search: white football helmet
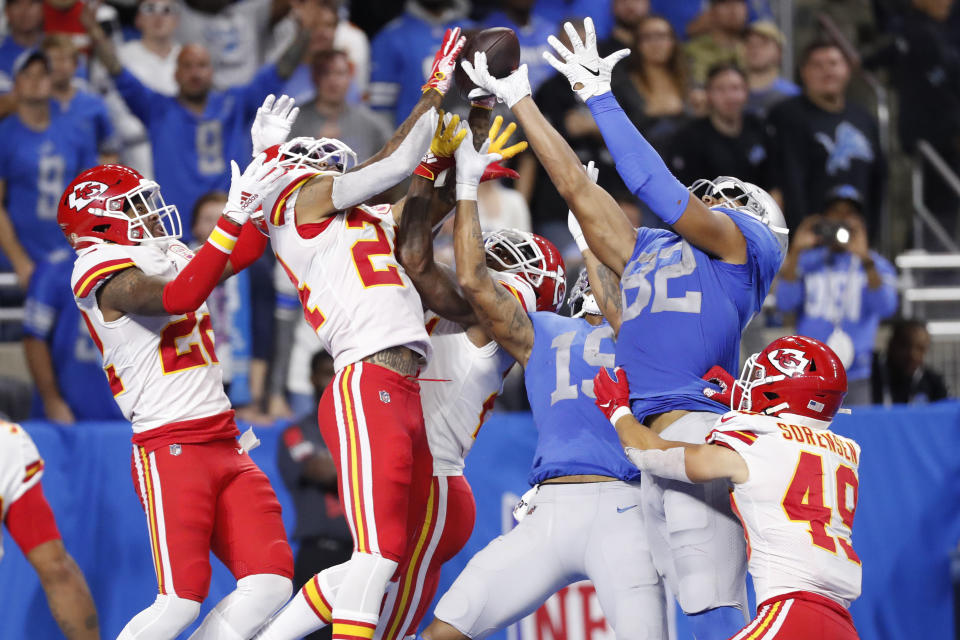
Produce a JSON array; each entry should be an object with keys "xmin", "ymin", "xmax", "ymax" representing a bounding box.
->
[
  {"xmin": 271, "ymin": 136, "xmax": 358, "ymax": 174},
  {"xmin": 689, "ymin": 176, "xmax": 789, "ymax": 254},
  {"xmin": 567, "ymin": 268, "xmax": 600, "ymax": 318}
]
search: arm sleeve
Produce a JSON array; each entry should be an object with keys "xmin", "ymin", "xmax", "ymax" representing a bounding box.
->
[
  {"xmin": 113, "ymin": 68, "xmax": 159, "ymax": 125},
  {"xmin": 860, "ymin": 254, "xmax": 898, "ymax": 317},
  {"xmin": 227, "ymin": 220, "xmax": 269, "ymax": 274},
  {"xmin": 162, "ymin": 218, "xmax": 244, "ymax": 314},
  {"xmin": 585, "ymin": 92, "xmax": 690, "ymax": 224},
  {"xmin": 5, "ymin": 482, "xmax": 61, "ymax": 555}
]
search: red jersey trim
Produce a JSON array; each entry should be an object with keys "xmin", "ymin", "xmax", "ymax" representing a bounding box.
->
[
  {"xmin": 5, "ymin": 483, "xmax": 61, "ymax": 555},
  {"xmin": 715, "ymin": 429, "xmax": 758, "ymax": 446},
  {"xmin": 73, "ymin": 259, "xmax": 137, "ymax": 297},
  {"xmin": 131, "ymin": 410, "xmax": 240, "ymax": 453},
  {"xmin": 23, "ymin": 460, "xmax": 44, "ymax": 482},
  {"xmin": 759, "ymin": 590, "xmax": 852, "ymax": 623},
  {"xmin": 270, "ymin": 174, "xmax": 320, "ymax": 227},
  {"xmin": 297, "ymin": 216, "xmax": 336, "ymax": 239}
]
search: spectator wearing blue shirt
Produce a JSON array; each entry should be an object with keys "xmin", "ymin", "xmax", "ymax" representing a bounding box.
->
[
  {"xmin": 483, "ymin": 0, "xmax": 559, "ymax": 94},
  {"xmin": 0, "ymin": 0, "xmax": 43, "ymax": 94},
  {"xmin": 776, "ymin": 186, "xmax": 899, "ymax": 405},
  {"xmin": 0, "ymin": 50, "xmax": 98, "ymax": 288},
  {"xmin": 369, "ymin": 0, "xmax": 471, "ymax": 125},
  {"xmin": 743, "ymin": 20, "xmax": 799, "ymax": 117},
  {"xmin": 42, "ymin": 34, "xmax": 120, "ymax": 164},
  {"xmin": 81, "ymin": 3, "xmax": 310, "ymax": 242},
  {"xmin": 23, "ymin": 255, "xmax": 125, "ymax": 423}
]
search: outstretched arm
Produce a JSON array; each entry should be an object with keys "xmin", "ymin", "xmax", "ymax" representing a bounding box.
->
[
  {"xmin": 593, "ymin": 367, "xmax": 749, "ymax": 483},
  {"xmin": 396, "ymin": 174, "xmax": 478, "ymax": 326},
  {"xmin": 28, "ymin": 540, "xmax": 100, "ymax": 640},
  {"xmin": 545, "ymin": 18, "xmax": 748, "ymax": 264},
  {"xmin": 462, "ymin": 53, "xmax": 635, "ymax": 275},
  {"xmin": 453, "ymin": 127, "xmax": 535, "ymax": 365},
  {"xmin": 294, "ymin": 28, "xmax": 466, "ymax": 224}
]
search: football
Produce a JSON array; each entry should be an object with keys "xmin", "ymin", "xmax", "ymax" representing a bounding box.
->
[{"xmin": 454, "ymin": 27, "xmax": 521, "ymax": 99}]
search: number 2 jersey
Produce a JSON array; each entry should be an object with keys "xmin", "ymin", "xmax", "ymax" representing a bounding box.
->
[
  {"xmin": 708, "ymin": 411, "xmax": 862, "ymax": 608},
  {"xmin": 419, "ymin": 271, "xmax": 535, "ymax": 476},
  {"xmin": 70, "ymin": 241, "xmax": 234, "ymax": 443},
  {"xmin": 617, "ymin": 209, "xmax": 784, "ymax": 422},
  {"xmin": 262, "ymin": 170, "xmax": 430, "ymax": 371}
]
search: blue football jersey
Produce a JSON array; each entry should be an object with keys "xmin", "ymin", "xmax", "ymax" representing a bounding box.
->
[
  {"xmin": 114, "ymin": 65, "xmax": 283, "ymax": 243},
  {"xmin": 524, "ymin": 312, "xmax": 641, "ymax": 485},
  {"xmin": 617, "ymin": 209, "xmax": 783, "ymax": 422},
  {"xmin": 0, "ymin": 110, "xmax": 98, "ymax": 268},
  {"xmin": 482, "ymin": 11, "xmax": 559, "ymax": 93},
  {"xmin": 53, "ymin": 89, "xmax": 119, "ymax": 156},
  {"xmin": 369, "ymin": 13, "xmax": 473, "ymax": 124},
  {"xmin": 23, "ymin": 256, "xmax": 125, "ymax": 421}
]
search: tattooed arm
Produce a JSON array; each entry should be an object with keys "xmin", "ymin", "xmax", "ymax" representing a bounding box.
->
[
  {"xmin": 453, "ymin": 198, "xmax": 535, "ymax": 366},
  {"xmin": 28, "ymin": 540, "xmax": 100, "ymax": 640},
  {"xmin": 583, "ymin": 249, "xmax": 623, "ymax": 334}
]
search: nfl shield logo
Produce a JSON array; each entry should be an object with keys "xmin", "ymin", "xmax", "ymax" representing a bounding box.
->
[
  {"xmin": 379, "ymin": 390, "xmax": 391, "ymax": 404},
  {"xmin": 170, "ymin": 444, "xmax": 182, "ymax": 456}
]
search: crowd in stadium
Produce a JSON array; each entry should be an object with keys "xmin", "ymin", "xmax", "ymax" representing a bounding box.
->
[{"xmin": 0, "ymin": 1, "xmax": 957, "ymax": 640}]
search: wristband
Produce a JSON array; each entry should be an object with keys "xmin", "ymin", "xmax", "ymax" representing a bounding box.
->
[
  {"xmin": 456, "ymin": 182, "xmax": 478, "ymax": 202},
  {"xmin": 207, "ymin": 217, "xmax": 243, "ymax": 254},
  {"xmin": 609, "ymin": 406, "xmax": 632, "ymax": 426}
]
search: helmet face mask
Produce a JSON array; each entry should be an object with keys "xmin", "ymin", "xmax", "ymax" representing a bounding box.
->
[
  {"xmin": 482, "ymin": 228, "xmax": 566, "ymax": 312},
  {"xmin": 568, "ymin": 268, "xmax": 600, "ymax": 318},
  {"xmin": 275, "ymin": 136, "xmax": 358, "ymax": 174},
  {"xmin": 689, "ymin": 175, "xmax": 789, "ymax": 254},
  {"xmin": 111, "ymin": 180, "xmax": 181, "ymax": 244}
]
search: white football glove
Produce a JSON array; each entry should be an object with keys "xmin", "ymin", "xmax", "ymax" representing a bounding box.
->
[
  {"xmin": 461, "ymin": 51, "xmax": 531, "ymax": 109},
  {"xmin": 223, "ymin": 153, "xmax": 286, "ymax": 225},
  {"xmin": 454, "ymin": 128, "xmax": 503, "ymax": 202},
  {"xmin": 543, "ymin": 17, "xmax": 629, "ymax": 102},
  {"xmin": 568, "ymin": 161, "xmax": 599, "ymax": 252},
  {"xmin": 251, "ymin": 94, "xmax": 299, "ymax": 157}
]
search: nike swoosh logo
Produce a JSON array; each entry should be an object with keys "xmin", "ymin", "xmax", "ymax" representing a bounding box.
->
[
  {"xmin": 579, "ymin": 63, "xmax": 601, "ymax": 77},
  {"xmin": 617, "ymin": 505, "xmax": 638, "ymax": 513},
  {"xmin": 720, "ymin": 414, "xmax": 739, "ymax": 423}
]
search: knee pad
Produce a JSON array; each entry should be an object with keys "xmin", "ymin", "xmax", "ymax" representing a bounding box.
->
[
  {"xmin": 238, "ymin": 573, "xmax": 294, "ymax": 620},
  {"xmin": 117, "ymin": 594, "xmax": 201, "ymax": 640}
]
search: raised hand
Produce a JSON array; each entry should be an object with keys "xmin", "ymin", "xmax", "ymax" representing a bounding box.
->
[
  {"xmin": 223, "ymin": 154, "xmax": 287, "ymax": 225},
  {"xmin": 423, "ymin": 27, "xmax": 467, "ymax": 96},
  {"xmin": 461, "ymin": 51, "xmax": 531, "ymax": 109},
  {"xmin": 593, "ymin": 366, "xmax": 632, "ymax": 424},
  {"xmin": 251, "ymin": 94, "xmax": 299, "ymax": 156},
  {"xmin": 415, "ymin": 110, "xmax": 468, "ymax": 181},
  {"xmin": 543, "ymin": 17, "xmax": 629, "ymax": 101}
]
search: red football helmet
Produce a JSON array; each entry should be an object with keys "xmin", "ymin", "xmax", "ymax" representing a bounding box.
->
[
  {"xmin": 483, "ymin": 229, "xmax": 566, "ymax": 312},
  {"xmin": 58, "ymin": 164, "xmax": 181, "ymax": 248},
  {"xmin": 734, "ymin": 335, "xmax": 848, "ymax": 421},
  {"xmin": 263, "ymin": 137, "xmax": 358, "ymax": 174}
]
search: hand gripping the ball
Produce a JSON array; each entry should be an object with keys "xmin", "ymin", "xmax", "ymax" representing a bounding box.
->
[
  {"xmin": 543, "ymin": 17, "xmax": 629, "ymax": 102},
  {"xmin": 461, "ymin": 51, "xmax": 531, "ymax": 109},
  {"xmin": 423, "ymin": 27, "xmax": 467, "ymax": 96},
  {"xmin": 593, "ymin": 366, "xmax": 633, "ymax": 425},
  {"xmin": 251, "ymin": 94, "xmax": 299, "ymax": 157},
  {"xmin": 414, "ymin": 111, "xmax": 468, "ymax": 181},
  {"xmin": 223, "ymin": 154, "xmax": 286, "ymax": 226}
]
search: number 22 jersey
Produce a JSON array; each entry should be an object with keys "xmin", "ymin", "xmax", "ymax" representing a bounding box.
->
[
  {"xmin": 261, "ymin": 170, "xmax": 430, "ymax": 371},
  {"xmin": 617, "ymin": 209, "xmax": 784, "ymax": 422},
  {"xmin": 70, "ymin": 241, "xmax": 233, "ymax": 440},
  {"xmin": 708, "ymin": 411, "xmax": 862, "ymax": 608}
]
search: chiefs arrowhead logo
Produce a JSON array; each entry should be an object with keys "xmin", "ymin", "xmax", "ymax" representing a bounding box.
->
[
  {"xmin": 767, "ymin": 348, "xmax": 810, "ymax": 377},
  {"xmin": 68, "ymin": 181, "xmax": 109, "ymax": 211}
]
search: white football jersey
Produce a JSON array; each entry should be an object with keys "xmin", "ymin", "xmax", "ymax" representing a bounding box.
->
[
  {"xmin": 707, "ymin": 411, "xmax": 862, "ymax": 608},
  {"xmin": 262, "ymin": 171, "xmax": 430, "ymax": 371},
  {"xmin": 420, "ymin": 272, "xmax": 535, "ymax": 475},
  {"xmin": 0, "ymin": 422, "xmax": 45, "ymax": 563},
  {"xmin": 70, "ymin": 241, "xmax": 231, "ymax": 434}
]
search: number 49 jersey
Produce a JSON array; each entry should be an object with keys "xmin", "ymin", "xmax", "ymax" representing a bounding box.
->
[
  {"xmin": 708, "ymin": 411, "xmax": 862, "ymax": 608},
  {"xmin": 70, "ymin": 241, "xmax": 231, "ymax": 435},
  {"xmin": 262, "ymin": 172, "xmax": 430, "ymax": 371}
]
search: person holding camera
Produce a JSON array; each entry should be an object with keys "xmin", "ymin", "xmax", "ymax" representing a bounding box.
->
[{"xmin": 776, "ymin": 185, "xmax": 898, "ymax": 405}]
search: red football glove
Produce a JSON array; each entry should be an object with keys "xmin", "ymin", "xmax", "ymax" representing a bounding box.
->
[
  {"xmin": 422, "ymin": 27, "xmax": 466, "ymax": 96},
  {"xmin": 481, "ymin": 160, "xmax": 519, "ymax": 182},
  {"xmin": 593, "ymin": 367, "xmax": 632, "ymax": 425},
  {"xmin": 701, "ymin": 365, "xmax": 736, "ymax": 407}
]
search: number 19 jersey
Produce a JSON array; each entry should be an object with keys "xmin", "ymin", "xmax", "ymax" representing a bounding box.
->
[
  {"xmin": 262, "ymin": 171, "xmax": 430, "ymax": 371},
  {"xmin": 70, "ymin": 241, "xmax": 232, "ymax": 436},
  {"xmin": 708, "ymin": 411, "xmax": 862, "ymax": 609}
]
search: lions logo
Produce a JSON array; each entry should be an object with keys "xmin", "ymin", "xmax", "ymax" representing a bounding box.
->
[
  {"xmin": 814, "ymin": 122, "xmax": 874, "ymax": 175},
  {"xmin": 68, "ymin": 181, "xmax": 109, "ymax": 211},
  {"xmin": 767, "ymin": 348, "xmax": 810, "ymax": 377}
]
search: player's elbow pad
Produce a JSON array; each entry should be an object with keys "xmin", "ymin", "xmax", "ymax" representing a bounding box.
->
[
  {"xmin": 624, "ymin": 446, "xmax": 691, "ymax": 483},
  {"xmin": 330, "ymin": 108, "xmax": 437, "ymax": 211}
]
